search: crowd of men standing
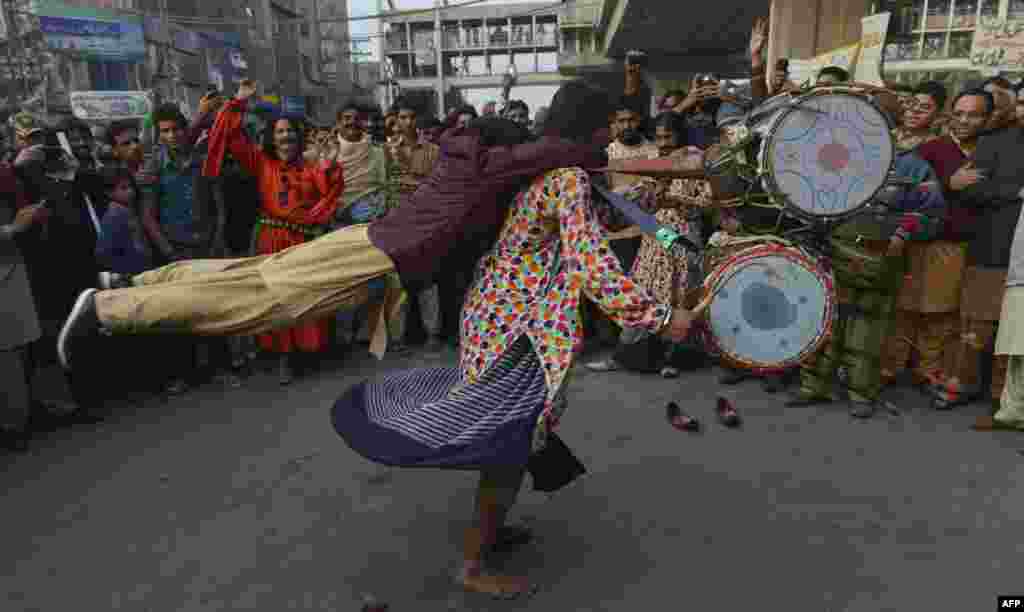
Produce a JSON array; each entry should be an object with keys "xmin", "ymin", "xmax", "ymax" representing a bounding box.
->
[
  {"xmin": 0, "ymin": 89, "xmax": 536, "ymax": 453},
  {"xmin": 5, "ymin": 17, "xmax": 1024, "ymax": 453}
]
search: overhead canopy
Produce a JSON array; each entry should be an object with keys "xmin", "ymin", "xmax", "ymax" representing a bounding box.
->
[{"xmin": 598, "ymin": 0, "xmax": 772, "ymax": 75}]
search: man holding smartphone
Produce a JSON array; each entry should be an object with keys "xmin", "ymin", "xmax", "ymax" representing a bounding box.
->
[{"xmin": 623, "ymin": 50, "xmax": 653, "ymax": 133}]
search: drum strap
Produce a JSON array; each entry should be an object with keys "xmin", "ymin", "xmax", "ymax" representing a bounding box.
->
[{"xmin": 591, "ymin": 182, "xmax": 701, "ymax": 256}]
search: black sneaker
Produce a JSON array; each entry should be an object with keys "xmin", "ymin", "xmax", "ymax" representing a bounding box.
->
[{"xmin": 57, "ymin": 288, "xmax": 100, "ymax": 370}]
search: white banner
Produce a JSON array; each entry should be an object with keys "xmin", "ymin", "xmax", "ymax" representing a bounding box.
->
[
  {"xmin": 970, "ymin": 17, "xmax": 1024, "ymax": 72},
  {"xmin": 70, "ymin": 90, "xmax": 154, "ymax": 121},
  {"xmin": 788, "ymin": 43, "xmax": 861, "ymax": 87},
  {"xmin": 855, "ymin": 12, "xmax": 891, "ymax": 86}
]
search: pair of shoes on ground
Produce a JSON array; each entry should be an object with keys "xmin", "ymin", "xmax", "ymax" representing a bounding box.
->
[{"xmin": 666, "ymin": 397, "xmax": 741, "ymax": 433}]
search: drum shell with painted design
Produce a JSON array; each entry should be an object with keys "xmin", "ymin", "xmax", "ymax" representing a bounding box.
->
[
  {"xmin": 700, "ymin": 242, "xmax": 836, "ymax": 373},
  {"xmin": 751, "ymin": 88, "xmax": 895, "ymax": 222}
]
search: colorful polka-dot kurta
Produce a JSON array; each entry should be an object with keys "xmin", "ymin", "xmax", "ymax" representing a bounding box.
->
[{"xmin": 459, "ymin": 167, "xmax": 671, "ymax": 439}]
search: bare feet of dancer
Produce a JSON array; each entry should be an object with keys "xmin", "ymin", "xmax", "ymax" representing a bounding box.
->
[
  {"xmin": 457, "ymin": 526, "xmax": 535, "ymax": 599},
  {"xmin": 457, "ymin": 470, "xmax": 536, "ymax": 599}
]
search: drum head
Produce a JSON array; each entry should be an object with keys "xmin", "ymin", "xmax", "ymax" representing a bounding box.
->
[
  {"xmin": 762, "ymin": 91, "xmax": 893, "ymax": 220},
  {"xmin": 705, "ymin": 245, "xmax": 834, "ymax": 371}
]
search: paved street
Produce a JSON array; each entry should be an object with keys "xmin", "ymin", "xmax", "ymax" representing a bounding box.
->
[{"xmin": 2, "ymin": 344, "xmax": 1023, "ymax": 612}]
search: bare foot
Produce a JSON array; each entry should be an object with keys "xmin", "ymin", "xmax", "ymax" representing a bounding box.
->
[{"xmin": 457, "ymin": 570, "xmax": 535, "ymax": 599}]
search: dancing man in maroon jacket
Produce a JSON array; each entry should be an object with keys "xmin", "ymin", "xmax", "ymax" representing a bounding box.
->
[{"xmin": 57, "ymin": 80, "xmax": 611, "ymax": 370}]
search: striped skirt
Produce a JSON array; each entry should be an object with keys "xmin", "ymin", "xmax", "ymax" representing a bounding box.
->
[{"xmin": 331, "ymin": 337, "xmax": 552, "ymax": 471}]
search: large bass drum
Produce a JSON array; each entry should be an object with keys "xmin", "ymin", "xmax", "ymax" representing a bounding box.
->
[
  {"xmin": 701, "ymin": 241, "xmax": 836, "ymax": 373},
  {"xmin": 751, "ymin": 88, "xmax": 895, "ymax": 222}
]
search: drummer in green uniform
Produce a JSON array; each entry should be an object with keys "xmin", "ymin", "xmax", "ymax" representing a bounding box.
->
[{"xmin": 786, "ymin": 101, "xmax": 948, "ymax": 417}]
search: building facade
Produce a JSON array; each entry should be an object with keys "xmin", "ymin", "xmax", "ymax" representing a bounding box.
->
[
  {"xmin": 876, "ymin": 0, "xmax": 1024, "ymax": 93},
  {"xmin": 1, "ymin": 0, "xmax": 355, "ymax": 121},
  {"xmin": 379, "ymin": 1, "xmax": 571, "ymax": 119},
  {"xmin": 582, "ymin": 0, "xmax": 1024, "ymax": 104}
]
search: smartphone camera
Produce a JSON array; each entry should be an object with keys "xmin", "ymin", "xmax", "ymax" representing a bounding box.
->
[{"xmin": 697, "ymin": 73, "xmax": 718, "ymax": 87}]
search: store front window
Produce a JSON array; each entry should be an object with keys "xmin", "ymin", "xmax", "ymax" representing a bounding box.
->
[{"xmin": 881, "ymin": 0, "xmax": 1004, "ymax": 67}]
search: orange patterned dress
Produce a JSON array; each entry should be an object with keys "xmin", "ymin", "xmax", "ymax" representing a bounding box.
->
[{"xmin": 213, "ymin": 99, "xmax": 345, "ymax": 353}]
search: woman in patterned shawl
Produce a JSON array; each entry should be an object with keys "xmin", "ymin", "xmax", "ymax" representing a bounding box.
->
[{"xmin": 331, "ymin": 82, "xmax": 695, "ymax": 598}]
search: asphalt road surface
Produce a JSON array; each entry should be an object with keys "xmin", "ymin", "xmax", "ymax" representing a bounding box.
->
[{"xmin": 2, "ymin": 345, "xmax": 1022, "ymax": 612}]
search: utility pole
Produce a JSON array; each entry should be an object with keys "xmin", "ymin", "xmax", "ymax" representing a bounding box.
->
[
  {"xmin": 433, "ymin": 0, "xmax": 444, "ymax": 119},
  {"xmin": 271, "ymin": 5, "xmax": 281, "ymax": 95},
  {"xmin": 2, "ymin": 0, "xmax": 18, "ymax": 104},
  {"xmin": 3, "ymin": 0, "xmax": 27, "ymax": 103}
]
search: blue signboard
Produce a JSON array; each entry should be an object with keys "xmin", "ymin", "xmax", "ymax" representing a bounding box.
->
[
  {"xmin": 39, "ymin": 15, "xmax": 145, "ymax": 63},
  {"xmin": 281, "ymin": 96, "xmax": 307, "ymax": 118}
]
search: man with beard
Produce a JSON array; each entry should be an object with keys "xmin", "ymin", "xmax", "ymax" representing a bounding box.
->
[
  {"xmin": 604, "ymin": 98, "xmax": 658, "ymax": 265},
  {"xmin": 328, "ymin": 101, "xmax": 394, "ymax": 350},
  {"xmin": 202, "ymin": 81, "xmax": 343, "ymax": 385},
  {"xmin": 582, "ymin": 98, "xmax": 657, "ymax": 360},
  {"xmin": 331, "ymin": 102, "xmax": 393, "ymax": 228},
  {"xmin": 58, "ymin": 81, "xmax": 619, "ymax": 376}
]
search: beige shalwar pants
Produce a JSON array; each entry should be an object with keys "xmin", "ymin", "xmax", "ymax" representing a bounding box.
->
[{"xmin": 95, "ymin": 225, "xmax": 400, "ymax": 358}]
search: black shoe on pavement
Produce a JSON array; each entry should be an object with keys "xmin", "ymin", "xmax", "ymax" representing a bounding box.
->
[{"xmin": 57, "ymin": 289, "xmax": 100, "ymax": 370}]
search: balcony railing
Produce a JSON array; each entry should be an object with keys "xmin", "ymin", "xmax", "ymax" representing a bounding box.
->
[{"xmin": 558, "ymin": 1, "xmax": 600, "ymax": 28}]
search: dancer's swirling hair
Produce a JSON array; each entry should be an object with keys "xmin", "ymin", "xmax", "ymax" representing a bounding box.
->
[
  {"xmin": 541, "ymin": 80, "xmax": 616, "ymax": 144},
  {"xmin": 467, "ymin": 116, "xmax": 531, "ymax": 148}
]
